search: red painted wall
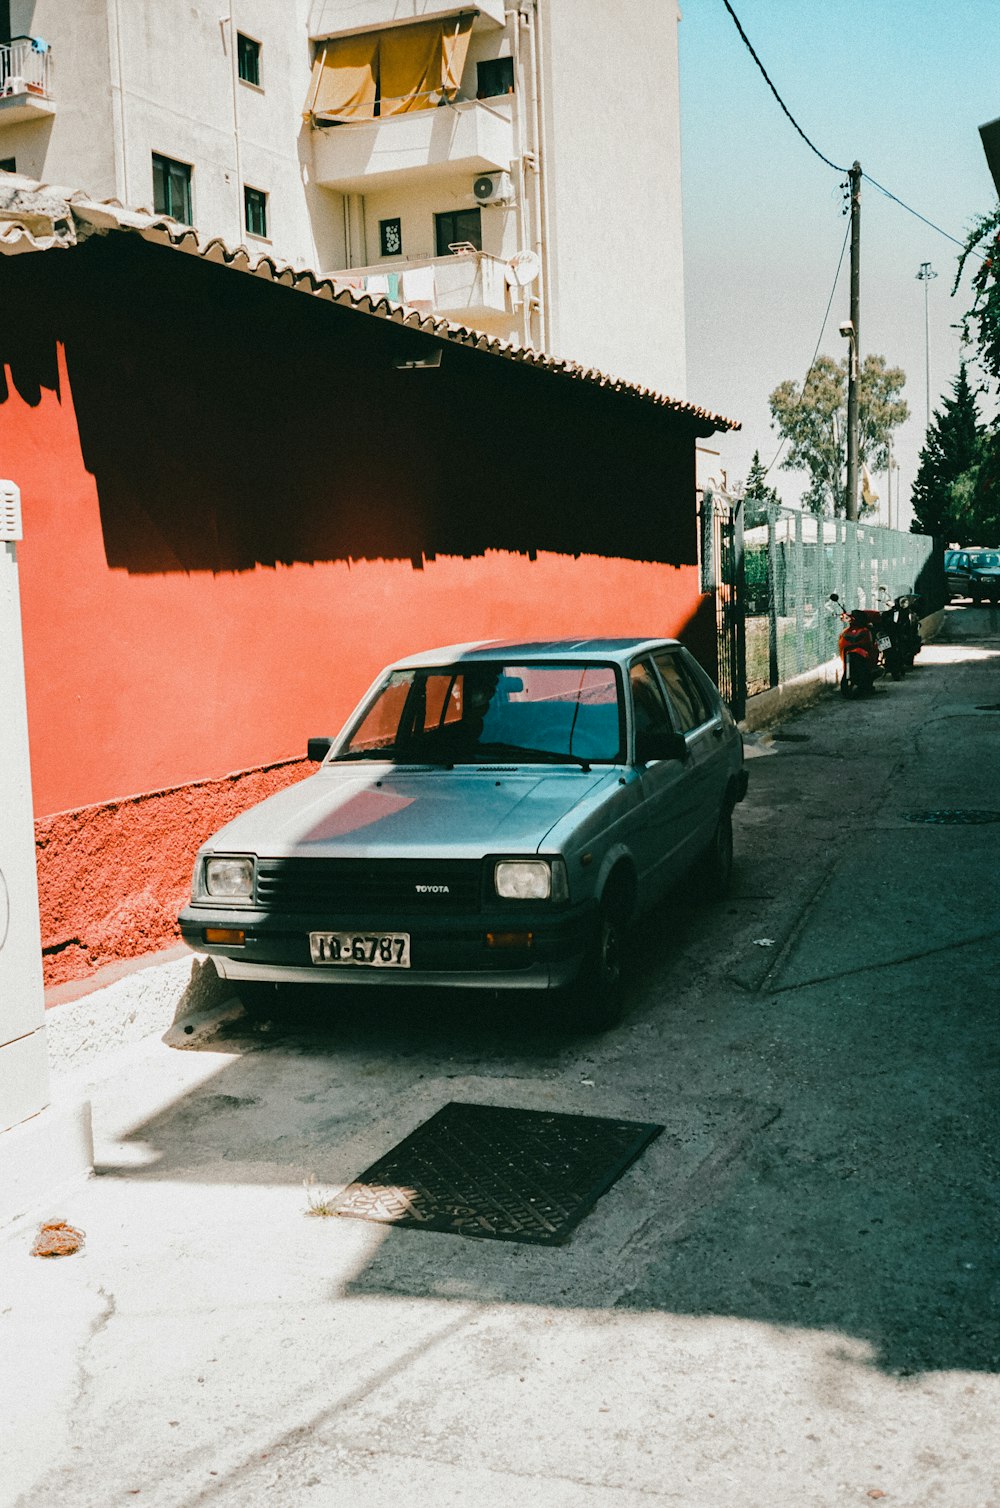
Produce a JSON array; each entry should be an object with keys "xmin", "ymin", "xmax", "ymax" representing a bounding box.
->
[
  {"xmin": 0, "ymin": 234, "xmax": 718, "ymax": 987},
  {"xmin": 9, "ymin": 352, "xmax": 705, "ymax": 813}
]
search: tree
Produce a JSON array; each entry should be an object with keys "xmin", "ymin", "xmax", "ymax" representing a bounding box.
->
[
  {"xmin": 953, "ymin": 208, "xmax": 1000, "ymax": 542},
  {"xmin": 738, "ymin": 450, "xmax": 782, "ymax": 528},
  {"xmin": 768, "ymin": 353, "xmax": 908, "ymax": 516},
  {"xmin": 956, "ymin": 206, "xmax": 1000, "ymax": 388},
  {"xmin": 910, "ymin": 364, "xmax": 985, "ymax": 542}
]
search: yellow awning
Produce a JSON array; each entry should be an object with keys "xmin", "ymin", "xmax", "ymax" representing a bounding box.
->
[
  {"xmin": 305, "ymin": 14, "xmax": 474, "ymax": 124},
  {"xmin": 303, "ymin": 30, "xmax": 379, "ymax": 123}
]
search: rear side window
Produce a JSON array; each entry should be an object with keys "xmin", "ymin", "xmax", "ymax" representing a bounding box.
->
[
  {"xmin": 629, "ymin": 659, "xmax": 673, "ymax": 740},
  {"xmin": 653, "ymin": 651, "xmax": 710, "ymax": 732}
]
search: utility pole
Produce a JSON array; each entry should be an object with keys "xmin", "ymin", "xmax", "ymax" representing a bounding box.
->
[
  {"xmin": 845, "ymin": 162, "xmax": 862, "ymax": 522},
  {"xmin": 916, "ymin": 261, "xmax": 938, "ymax": 430}
]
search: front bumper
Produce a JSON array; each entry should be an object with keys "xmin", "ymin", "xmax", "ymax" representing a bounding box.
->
[{"xmin": 178, "ymin": 899, "xmax": 597, "ymax": 991}]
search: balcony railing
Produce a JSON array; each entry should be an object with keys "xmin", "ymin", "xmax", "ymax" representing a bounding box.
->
[
  {"xmin": 330, "ymin": 250, "xmax": 512, "ymax": 330},
  {"xmin": 311, "ymin": 95, "xmax": 512, "ymax": 194},
  {"xmin": 0, "ymin": 37, "xmax": 54, "ymax": 122}
]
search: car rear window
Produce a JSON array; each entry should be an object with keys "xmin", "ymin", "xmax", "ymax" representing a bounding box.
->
[{"xmin": 336, "ymin": 661, "xmax": 624, "ymax": 764}]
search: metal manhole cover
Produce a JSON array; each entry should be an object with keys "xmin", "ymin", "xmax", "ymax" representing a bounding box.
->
[
  {"xmin": 907, "ymin": 809, "xmax": 1000, "ymax": 825},
  {"xmin": 328, "ymin": 1102, "xmax": 664, "ymax": 1245}
]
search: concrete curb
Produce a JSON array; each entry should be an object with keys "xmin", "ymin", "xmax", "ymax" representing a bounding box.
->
[{"xmin": 740, "ymin": 658, "xmax": 840, "ymax": 733}]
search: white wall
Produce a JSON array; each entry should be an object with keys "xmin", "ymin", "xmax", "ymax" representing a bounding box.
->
[
  {"xmin": 0, "ymin": 0, "xmax": 687, "ymax": 388},
  {"xmin": 0, "ymin": 0, "xmax": 117, "ymax": 191},
  {"xmin": 538, "ymin": 0, "xmax": 687, "ymax": 396},
  {"xmin": 360, "ymin": 171, "xmax": 517, "ymax": 267},
  {"xmin": 0, "ymin": 0, "xmax": 348, "ymax": 271}
]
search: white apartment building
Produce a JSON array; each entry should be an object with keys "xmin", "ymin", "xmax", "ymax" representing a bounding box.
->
[{"xmin": 0, "ymin": 0, "xmax": 686, "ymax": 394}]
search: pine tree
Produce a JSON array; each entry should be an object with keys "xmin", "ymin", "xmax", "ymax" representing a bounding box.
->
[
  {"xmin": 910, "ymin": 364, "xmax": 984, "ymax": 541},
  {"xmin": 741, "ymin": 450, "xmax": 781, "ymax": 528}
]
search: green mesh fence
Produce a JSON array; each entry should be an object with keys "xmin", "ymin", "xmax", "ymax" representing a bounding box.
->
[
  {"xmin": 743, "ymin": 510, "xmax": 937, "ymax": 697},
  {"xmin": 701, "ymin": 494, "xmax": 939, "ymax": 707}
]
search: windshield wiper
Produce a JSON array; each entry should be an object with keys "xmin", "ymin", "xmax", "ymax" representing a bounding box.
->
[{"xmin": 470, "ymin": 741, "xmax": 592, "ymax": 772}]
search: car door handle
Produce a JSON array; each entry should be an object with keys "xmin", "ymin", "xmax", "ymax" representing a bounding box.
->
[{"xmin": 712, "ymin": 724, "xmax": 724, "ymax": 739}]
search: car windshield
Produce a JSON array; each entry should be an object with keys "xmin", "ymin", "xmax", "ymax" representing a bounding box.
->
[
  {"xmin": 334, "ymin": 661, "xmax": 624, "ymax": 765},
  {"xmin": 970, "ymin": 552, "xmax": 999, "ymax": 567}
]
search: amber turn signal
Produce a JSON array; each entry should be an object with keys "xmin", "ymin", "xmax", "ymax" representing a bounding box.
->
[
  {"xmin": 486, "ymin": 931, "xmax": 534, "ymax": 949},
  {"xmin": 204, "ymin": 927, "xmax": 245, "ymax": 945}
]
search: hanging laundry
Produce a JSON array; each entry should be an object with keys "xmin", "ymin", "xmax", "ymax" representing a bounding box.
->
[
  {"xmin": 364, "ymin": 273, "xmax": 390, "ymax": 297},
  {"xmin": 401, "ymin": 264, "xmax": 436, "ymax": 308},
  {"xmin": 386, "ymin": 272, "xmax": 401, "ymax": 302}
]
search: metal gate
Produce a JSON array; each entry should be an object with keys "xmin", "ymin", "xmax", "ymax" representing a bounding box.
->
[{"xmin": 700, "ymin": 490, "xmax": 746, "ymax": 721}]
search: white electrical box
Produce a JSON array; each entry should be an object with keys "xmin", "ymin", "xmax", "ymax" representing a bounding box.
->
[{"xmin": 0, "ymin": 479, "xmax": 49, "ymax": 1130}]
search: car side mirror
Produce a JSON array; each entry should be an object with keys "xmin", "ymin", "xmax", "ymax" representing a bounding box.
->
[
  {"xmin": 307, "ymin": 737, "xmax": 333, "ymax": 763},
  {"xmin": 636, "ymin": 729, "xmax": 687, "ymax": 765}
]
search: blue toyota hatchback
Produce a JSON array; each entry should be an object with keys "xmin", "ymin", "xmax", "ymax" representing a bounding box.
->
[{"xmin": 179, "ymin": 638, "xmax": 748, "ymax": 1029}]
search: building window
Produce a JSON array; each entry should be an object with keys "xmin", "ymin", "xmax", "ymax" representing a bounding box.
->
[
  {"xmin": 0, "ymin": 158, "xmax": 16, "ymax": 174},
  {"xmin": 152, "ymin": 153, "xmax": 193, "ymax": 223},
  {"xmin": 434, "ymin": 207, "xmax": 481, "ymax": 257},
  {"xmin": 244, "ymin": 184, "xmax": 268, "ymax": 239},
  {"xmin": 476, "ymin": 56, "xmax": 514, "ymax": 99},
  {"xmin": 379, "ymin": 217, "xmax": 402, "ymax": 258},
  {"xmin": 237, "ymin": 32, "xmax": 261, "ymax": 87}
]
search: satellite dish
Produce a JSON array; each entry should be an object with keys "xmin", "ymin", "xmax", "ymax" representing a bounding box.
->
[{"xmin": 504, "ymin": 249, "xmax": 540, "ymax": 288}]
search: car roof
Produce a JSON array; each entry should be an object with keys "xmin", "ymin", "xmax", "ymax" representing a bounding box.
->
[{"xmin": 389, "ymin": 637, "xmax": 683, "ymax": 670}]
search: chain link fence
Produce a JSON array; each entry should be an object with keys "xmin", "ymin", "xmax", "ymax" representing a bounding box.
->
[{"xmin": 701, "ymin": 492, "xmax": 943, "ymax": 707}]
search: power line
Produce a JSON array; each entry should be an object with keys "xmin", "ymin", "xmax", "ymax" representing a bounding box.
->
[
  {"xmin": 720, "ymin": 0, "xmax": 847, "ymax": 173},
  {"xmin": 862, "ymin": 173, "xmax": 973, "ymax": 253},
  {"xmin": 765, "ymin": 219, "xmax": 851, "ymax": 477},
  {"xmin": 720, "ymin": 0, "xmax": 980, "ymax": 258}
]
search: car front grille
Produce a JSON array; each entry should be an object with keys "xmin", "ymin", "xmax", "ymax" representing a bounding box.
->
[{"xmin": 254, "ymin": 858, "xmax": 483, "ymax": 915}]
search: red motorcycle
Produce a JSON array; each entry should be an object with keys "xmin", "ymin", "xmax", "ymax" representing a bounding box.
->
[{"xmin": 829, "ymin": 595, "xmax": 889, "ymax": 696}]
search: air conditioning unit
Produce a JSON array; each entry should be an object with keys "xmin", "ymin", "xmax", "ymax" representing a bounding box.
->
[{"xmin": 473, "ymin": 172, "xmax": 512, "ymax": 205}]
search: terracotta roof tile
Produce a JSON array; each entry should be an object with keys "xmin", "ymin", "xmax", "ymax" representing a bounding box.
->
[{"xmin": 0, "ymin": 174, "xmax": 740, "ymax": 433}]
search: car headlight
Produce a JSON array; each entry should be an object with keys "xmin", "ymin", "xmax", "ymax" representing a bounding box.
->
[
  {"xmin": 494, "ymin": 858, "xmax": 567, "ymax": 902},
  {"xmin": 199, "ymin": 855, "xmax": 255, "ymax": 903}
]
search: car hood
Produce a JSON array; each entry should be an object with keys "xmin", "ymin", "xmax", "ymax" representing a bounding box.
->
[
  {"xmin": 971, "ymin": 565, "xmax": 1000, "ymax": 577},
  {"xmin": 202, "ymin": 765, "xmax": 620, "ymax": 859}
]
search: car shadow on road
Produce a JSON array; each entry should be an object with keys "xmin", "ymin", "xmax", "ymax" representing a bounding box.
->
[{"xmin": 101, "ymin": 885, "xmax": 999, "ymax": 1383}]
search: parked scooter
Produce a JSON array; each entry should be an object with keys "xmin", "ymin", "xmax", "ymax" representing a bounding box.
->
[
  {"xmin": 894, "ymin": 591, "xmax": 923, "ymax": 668},
  {"xmin": 828, "ymin": 594, "xmax": 890, "ymax": 695},
  {"xmin": 872, "ymin": 587, "xmax": 909, "ymax": 681}
]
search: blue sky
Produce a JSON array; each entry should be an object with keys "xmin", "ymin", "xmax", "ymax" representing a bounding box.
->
[{"xmin": 680, "ymin": 0, "xmax": 1000, "ymax": 524}]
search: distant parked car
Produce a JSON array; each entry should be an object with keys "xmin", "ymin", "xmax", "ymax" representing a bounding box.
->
[
  {"xmin": 179, "ymin": 638, "xmax": 749, "ymax": 1030},
  {"xmin": 946, "ymin": 550, "xmax": 1000, "ymax": 604}
]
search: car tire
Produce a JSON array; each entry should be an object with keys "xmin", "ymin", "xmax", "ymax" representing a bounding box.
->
[
  {"xmin": 694, "ymin": 803, "xmax": 734, "ymax": 900},
  {"xmin": 566, "ymin": 899, "xmax": 626, "ymax": 1032}
]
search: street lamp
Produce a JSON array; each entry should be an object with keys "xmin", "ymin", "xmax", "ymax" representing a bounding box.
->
[{"xmin": 916, "ymin": 261, "xmax": 938, "ymax": 431}]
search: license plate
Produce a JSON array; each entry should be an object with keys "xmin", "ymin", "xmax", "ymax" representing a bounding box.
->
[
  {"xmin": 310, "ymin": 932, "xmax": 410, "ymax": 967},
  {"xmin": 878, "ymin": 635, "xmax": 892, "ymax": 650}
]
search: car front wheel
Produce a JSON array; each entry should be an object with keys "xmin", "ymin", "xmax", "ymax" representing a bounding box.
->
[{"xmin": 566, "ymin": 900, "xmax": 626, "ymax": 1032}]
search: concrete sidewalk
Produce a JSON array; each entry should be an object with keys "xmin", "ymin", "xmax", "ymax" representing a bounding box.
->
[{"xmin": 3, "ymin": 605, "xmax": 999, "ymax": 1508}]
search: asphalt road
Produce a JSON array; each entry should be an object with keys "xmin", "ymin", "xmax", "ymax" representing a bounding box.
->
[{"xmin": 4, "ymin": 605, "xmax": 999, "ymax": 1508}]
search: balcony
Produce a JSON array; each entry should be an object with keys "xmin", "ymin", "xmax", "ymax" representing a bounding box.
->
[
  {"xmin": 0, "ymin": 38, "xmax": 55, "ymax": 125},
  {"xmin": 331, "ymin": 250, "xmax": 512, "ymax": 330},
  {"xmin": 311, "ymin": 96, "xmax": 512, "ymax": 194}
]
